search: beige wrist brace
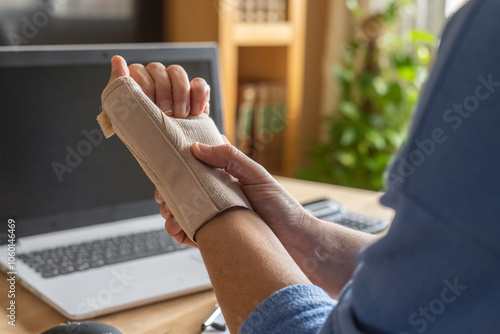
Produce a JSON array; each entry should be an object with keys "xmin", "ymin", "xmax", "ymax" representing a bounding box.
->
[{"xmin": 97, "ymin": 76, "xmax": 252, "ymax": 242}]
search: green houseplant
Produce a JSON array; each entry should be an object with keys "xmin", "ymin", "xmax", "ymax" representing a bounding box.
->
[{"xmin": 297, "ymin": 0, "xmax": 435, "ymax": 191}]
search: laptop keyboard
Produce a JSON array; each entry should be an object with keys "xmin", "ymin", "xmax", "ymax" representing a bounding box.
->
[
  {"xmin": 319, "ymin": 212, "xmax": 387, "ymax": 233},
  {"xmin": 302, "ymin": 198, "xmax": 389, "ymax": 234},
  {"xmin": 18, "ymin": 229, "xmax": 189, "ymax": 278}
]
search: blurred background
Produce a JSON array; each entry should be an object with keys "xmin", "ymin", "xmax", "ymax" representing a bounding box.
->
[
  {"xmin": 0, "ymin": 0, "xmax": 163, "ymax": 44},
  {"xmin": 0, "ymin": 0, "xmax": 468, "ymax": 190}
]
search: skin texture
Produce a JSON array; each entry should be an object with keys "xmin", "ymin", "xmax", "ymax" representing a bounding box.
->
[{"xmin": 108, "ymin": 56, "xmax": 376, "ymax": 332}]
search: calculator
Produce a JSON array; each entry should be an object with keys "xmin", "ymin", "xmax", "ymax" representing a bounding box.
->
[{"xmin": 301, "ymin": 198, "xmax": 389, "ymax": 234}]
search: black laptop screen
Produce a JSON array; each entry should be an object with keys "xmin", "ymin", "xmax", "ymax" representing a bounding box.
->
[{"xmin": 0, "ymin": 45, "xmax": 223, "ymax": 243}]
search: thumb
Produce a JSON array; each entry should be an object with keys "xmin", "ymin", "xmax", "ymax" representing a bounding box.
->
[
  {"xmin": 191, "ymin": 142, "xmax": 272, "ymax": 186},
  {"xmin": 109, "ymin": 55, "xmax": 129, "ymax": 83}
]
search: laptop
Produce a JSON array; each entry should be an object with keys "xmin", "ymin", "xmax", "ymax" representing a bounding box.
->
[{"xmin": 0, "ymin": 43, "xmax": 224, "ymax": 320}]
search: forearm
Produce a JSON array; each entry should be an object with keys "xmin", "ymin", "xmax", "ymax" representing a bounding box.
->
[
  {"xmin": 195, "ymin": 208, "xmax": 311, "ymax": 333},
  {"xmin": 284, "ymin": 216, "xmax": 377, "ymax": 298}
]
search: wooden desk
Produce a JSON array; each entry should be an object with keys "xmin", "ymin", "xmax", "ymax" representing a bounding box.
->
[{"xmin": 0, "ymin": 177, "xmax": 394, "ymax": 334}]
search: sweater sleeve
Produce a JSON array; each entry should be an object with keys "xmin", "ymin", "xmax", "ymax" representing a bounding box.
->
[
  {"xmin": 324, "ymin": 0, "xmax": 500, "ymax": 333},
  {"xmin": 239, "ymin": 284, "xmax": 336, "ymax": 334}
]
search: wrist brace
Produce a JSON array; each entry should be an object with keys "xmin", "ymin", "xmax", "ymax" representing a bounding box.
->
[{"xmin": 97, "ymin": 76, "xmax": 252, "ymax": 242}]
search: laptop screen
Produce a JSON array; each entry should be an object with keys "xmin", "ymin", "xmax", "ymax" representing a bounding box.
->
[{"xmin": 0, "ymin": 44, "xmax": 224, "ymax": 244}]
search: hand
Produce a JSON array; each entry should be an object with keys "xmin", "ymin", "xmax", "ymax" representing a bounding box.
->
[
  {"xmin": 192, "ymin": 143, "xmax": 376, "ymax": 298},
  {"xmin": 108, "ymin": 55, "xmax": 210, "ymax": 117},
  {"xmin": 190, "ymin": 143, "xmax": 312, "ymax": 246},
  {"xmin": 154, "ymin": 136, "xmax": 233, "ymax": 249},
  {"xmin": 161, "ymin": 139, "xmax": 313, "ymax": 248},
  {"xmin": 108, "ymin": 55, "xmax": 210, "ymax": 248},
  {"xmin": 154, "ymin": 188, "xmax": 198, "ymax": 248}
]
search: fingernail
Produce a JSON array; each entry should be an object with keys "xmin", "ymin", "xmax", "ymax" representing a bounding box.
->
[
  {"xmin": 165, "ymin": 206, "xmax": 172, "ymax": 216},
  {"xmin": 111, "ymin": 57, "xmax": 117, "ymax": 72},
  {"xmin": 159, "ymin": 101, "xmax": 173, "ymax": 114},
  {"xmin": 191, "ymin": 102, "xmax": 201, "ymax": 114},
  {"xmin": 196, "ymin": 142, "xmax": 211, "ymax": 154},
  {"xmin": 175, "ymin": 103, "xmax": 188, "ymax": 117}
]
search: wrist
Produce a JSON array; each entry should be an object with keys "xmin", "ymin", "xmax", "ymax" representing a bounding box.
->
[
  {"xmin": 278, "ymin": 214, "xmax": 324, "ymax": 267},
  {"xmin": 195, "ymin": 207, "xmax": 256, "ymax": 245}
]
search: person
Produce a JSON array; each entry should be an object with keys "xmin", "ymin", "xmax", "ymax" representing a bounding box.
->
[{"xmin": 107, "ymin": 0, "xmax": 500, "ymax": 332}]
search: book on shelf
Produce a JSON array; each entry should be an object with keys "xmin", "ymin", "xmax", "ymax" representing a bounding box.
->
[
  {"xmin": 235, "ymin": 81, "xmax": 286, "ymax": 174},
  {"xmin": 235, "ymin": 83, "xmax": 257, "ymax": 157},
  {"xmin": 235, "ymin": 0, "xmax": 287, "ymax": 23}
]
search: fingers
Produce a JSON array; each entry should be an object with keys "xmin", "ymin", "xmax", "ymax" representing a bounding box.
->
[
  {"xmin": 129, "ymin": 63, "xmax": 156, "ymax": 102},
  {"xmin": 109, "ymin": 56, "xmax": 129, "ymax": 83},
  {"xmin": 191, "ymin": 143, "xmax": 273, "ymax": 186},
  {"xmin": 154, "ymin": 189, "xmax": 164, "ymax": 204},
  {"xmin": 164, "ymin": 216, "xmax": 198, "ymax": 248},
  {"xmin": 159, "ymin": 202, "xmax": 171, "ymax": 219},
  {"xmin": 146, "ymin": 63, "xmax": 173, "ymax": 115},
  {"xmin": 190, "ymin": 78, "xmax": 211, "ymax": 116},
  {"xmin": 166, "ymin": 65, "xmax": 191, "ymax": 118},
  {"xmin": 155, "ymin": 189, "xmax": 169, "ymax": 218},
  {"xmin": 116, "ymin": 60, "xmax": 210, "ymax": 119},
  {"xmin": 156, "ymin": 192, "xmax": 197, "ymax": 247}
]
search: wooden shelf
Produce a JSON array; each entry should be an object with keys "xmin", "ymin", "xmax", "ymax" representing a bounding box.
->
[
  {"xmin": 219, "ymin": 0, "xmax": 307, "ymax": 176},
  {"xmin": 164, "ymin": 0, "xmax": 307, "ymax": 176},
  {"xmin": 233, "ymin": 23, "xmax": 294, "ymax": 46}
]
